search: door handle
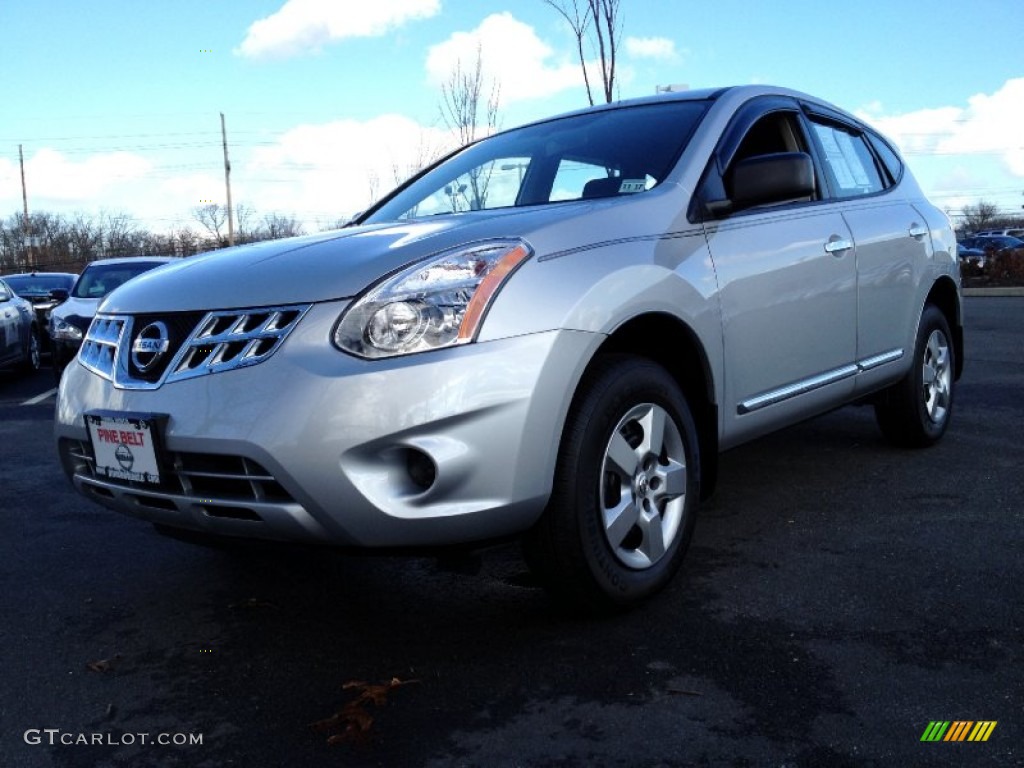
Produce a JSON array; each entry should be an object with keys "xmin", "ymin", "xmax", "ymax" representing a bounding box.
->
[
  {"xmin": 824, "ymin": 237, "xmax": 853, "ymax": 255},
  {"xmin": 909, "ymin": 224, "xmax": 928, "ymax": 238}
]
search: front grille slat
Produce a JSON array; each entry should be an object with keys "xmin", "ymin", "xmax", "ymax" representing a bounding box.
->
[
  {"xmin": 179, "ymin": 470, "xmax": 276, "ymax": 482},
  {"xmin": 79, "ymin": 304, "xmax": 310, "ymax": 390},
  {"xmin": 60, "ymin": 439, "xmax": 295, "ymax": 505}
]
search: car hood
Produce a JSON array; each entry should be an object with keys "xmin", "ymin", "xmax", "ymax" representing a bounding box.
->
[
  {"xmin": 101, "ymin": 209, "xmax": 578, "ymax": 314},
  {"xmin": 51, "ymin": 296, "xmax": 100, "ymax": 325},
  {"xmin": 99, "ymin": 214, "xmax": 512, "ymax": 313},
  {"xmin": 14, "ymin": 291, "xmax": 54, "ymax": 303}
]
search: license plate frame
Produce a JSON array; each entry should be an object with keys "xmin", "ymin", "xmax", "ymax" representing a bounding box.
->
[{"xmin": 85, "ymin": 411, "xmax": 167, "ymax": 486}]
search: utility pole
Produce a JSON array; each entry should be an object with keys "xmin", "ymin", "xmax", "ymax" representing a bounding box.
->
[
  {"xmin": 221, "ymin": 112, "xmax": 235, "ymax": 246},
  {"xmin": 19, "ymin": 144, "xmax": 34, "ymax": 269}
]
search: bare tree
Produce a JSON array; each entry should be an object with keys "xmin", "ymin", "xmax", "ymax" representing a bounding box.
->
[
  {"xmin": 366, "ymin": 170, "xmax": 381, "ymax": 207},
  {"xmin": 193, "ymin": 204, "xmax": 227, "ymax": 242},
  {"xmin": 234, "ymin": 203, "xmax": 258, "ymax": 242},
  {"xmin": 438, "ymin": 44, "xmax": 501, "ymax": 211},
  {"xmin": 545, "ymin": 0, "xmax": 622, "ymax": 105},
  {"xmin": 68, "ymin": 213, "xmax": 102, "ymax": 260},
  {"xmin": 258, "ymin": 213, "xmax": 304, "ymax": 240},
  {"xmin": 194, "ymin": 202, "xmax": 270, "ymax": 245},
  {"xmin": 961, "ymin": 200, "xmax": 999, "ymax": 233},
  {"xmin": 100, "ymin": 211, "xmax": 142, "ymax": 257},
  {"xmin": 440, "ymin": 43, "xmax": 501, "ymax": 148},
  {"xmin": 172, "ymin": 226, "xmax": 204, "ymax": 257}
]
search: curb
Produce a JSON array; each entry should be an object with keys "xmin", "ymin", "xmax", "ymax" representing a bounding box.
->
[{"xmin": 963, "ymin": 287, "xmax": 1024, "ymax": 297}]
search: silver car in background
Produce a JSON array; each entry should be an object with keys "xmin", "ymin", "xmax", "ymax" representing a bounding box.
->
[{"xmin": 55, "ymin": 85, "xmax": 962, "ymax": 612}]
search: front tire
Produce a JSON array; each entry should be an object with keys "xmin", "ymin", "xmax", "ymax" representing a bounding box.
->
[
  {"xmin": 20, "ymin": 328, "xmax": 41, "ymax": 374},
  {"xmin": 875, "ymin": 304, "xmax": 955, "ymax": 447},
  {"xmin": 525, "ymin": 355, "xmax": 701, "ymax": 613}
]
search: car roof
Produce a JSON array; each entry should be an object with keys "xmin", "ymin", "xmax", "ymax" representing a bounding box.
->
[
  {"xmin": 1, "ymin": 271, "xmax": 78, "ymax": 279},
  {"xmin": 455, "ymin": 84, "xmax": 861, "ymax": 162},
  {"xmin": 80, "ymin": 256, "xmax": 176, "ymax": 267},
  {"xmin": 484, "ymin": 84, "xmax": 838, "ymax": 131}
]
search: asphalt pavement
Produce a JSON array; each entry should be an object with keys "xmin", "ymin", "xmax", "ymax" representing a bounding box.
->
[{"xmin": 1, "ymin": 297, "xmax": 1020, "ymax": 767}]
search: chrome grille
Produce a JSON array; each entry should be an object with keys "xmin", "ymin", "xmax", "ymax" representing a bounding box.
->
[
  {"xmin": 80, "ymin": 304, "xmax": 310, "ymax": 389},
  {"xmin": 79, "ymin": 316, "xmax": 127, "ymax": 379},
  {"xmin": 171, "ymin": 307, "xmax": 306, "ymax": 380}
]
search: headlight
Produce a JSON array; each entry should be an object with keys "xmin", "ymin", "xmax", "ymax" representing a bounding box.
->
[
  {"xmin": 51, "ymin": 319, "xmax": 84, "ymax": 342},
  {"xmin": 334, "ymin": 239, "xmax": 532, "ymax": 359}
]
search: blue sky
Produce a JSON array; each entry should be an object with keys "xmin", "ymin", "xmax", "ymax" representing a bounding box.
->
[{"xmin": 2, "ymin": 0, "xmax": 1022, "ymax": 234}]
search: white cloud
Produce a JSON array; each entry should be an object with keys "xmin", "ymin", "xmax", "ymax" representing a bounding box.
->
[
  {"xmin": 624, "ymin": 36, "xmax": 677, "ymax": 60},
  {"xmin": 426, "ymin": 13, "xmax": 584, "ymax": 105},
  {"xmin": 3, "ymin": 148, "xmax": 152, "ymax": 202},
  {"xmin": 858, "ymin": 78, "xmax": 1024, "ymax": 177},
  {"xmin": 236, "ymin": 0, "xmax": 440, "ymax": 59},
  {"xmin": 244, "ymin": 114, "xmax": 454, "ymax": 221},
  {"xmin": 0, "ymin": 158, "xmax": 19, "ymax": 203},
  {"xmin": 159, "ymin": 173, "xmax": 225, "ymax": 207},
  {"xmin": 0, "ymin": 118, "xmax": 458, "ymax": 234}
]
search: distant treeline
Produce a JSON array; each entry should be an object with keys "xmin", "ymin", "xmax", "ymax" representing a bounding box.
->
[{"xmin": 0, "ymin": 206, "xmax": 325, "ymax": 274}]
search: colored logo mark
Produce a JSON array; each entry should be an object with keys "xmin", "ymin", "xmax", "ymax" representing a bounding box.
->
[{"xmin": 921, "ymin": 721, "xmax": 997, "ymax": 742}]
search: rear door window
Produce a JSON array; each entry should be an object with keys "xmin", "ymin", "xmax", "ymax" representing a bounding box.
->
[{"xmin": 810, "ymin": 121, "xmax": 885, "ymax": 198}]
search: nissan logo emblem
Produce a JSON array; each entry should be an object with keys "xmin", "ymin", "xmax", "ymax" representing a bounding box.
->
[{"xmin": 131, "ymin": 321, "xmax": 170, "ymax": 372}]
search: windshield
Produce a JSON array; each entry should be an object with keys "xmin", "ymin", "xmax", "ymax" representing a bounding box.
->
[
  {"xmin": 366, "ymin": 100, "xmax": 710, "ymax": 223},
  {"xmin": 72, "ymin": 261, "xmax": 167, "ymax": 299},
  {"xmin": 3, "ymin": 274, "xmax": 75, "ymax": 295}
]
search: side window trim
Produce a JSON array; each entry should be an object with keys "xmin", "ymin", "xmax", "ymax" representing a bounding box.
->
[
  {"xmin": 714, "ymin": 96, "xmax": 803, "ymax": 174},
  {"xmin": 799, "ymin": 101, "xmax": 900, "ymax": 193},
  {"xmin": 864, "ymin": 130, "xmax": 904, "ymax": 186}
]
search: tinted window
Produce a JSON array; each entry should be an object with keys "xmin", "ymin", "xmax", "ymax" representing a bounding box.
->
[
  {"xmin": 866, "ymin": 132, "xmax": 903, "ymax": 184},
  {"xmin": 810, "ymin": 121, "xmax": 885, "ymax": 197},
  {"xmin": 4, "ymin": 274, "xmax": 75, "ymax": 294},
  {"xmin": 72, "ymin": 262, "xmax": 166, "ymax": 299},
  {"xmin": 367, "ymin": 101, "xmax": 710, "ymax": 221}
]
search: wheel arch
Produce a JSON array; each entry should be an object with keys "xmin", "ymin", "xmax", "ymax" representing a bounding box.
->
[
  {"xmin": 590, "ymin": 311, "xmax": 719, "ymax": 499},
  {"xmin": 924, "ymin": 276, "xmax": 963, "ymax": 380}
]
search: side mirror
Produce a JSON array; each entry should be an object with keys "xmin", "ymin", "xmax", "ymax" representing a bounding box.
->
[
  {"xmin": 728, "ymin": 152, "xmax": 815, "ymax": 209},
  {"xmin": 49, "ymin": 288, "xmax": 69, "ymax": 303}
]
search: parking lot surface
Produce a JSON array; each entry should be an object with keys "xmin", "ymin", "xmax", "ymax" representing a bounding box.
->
[{"xmin": 1, "ymin": 297, "xmax": 1020, "ymax": 767}]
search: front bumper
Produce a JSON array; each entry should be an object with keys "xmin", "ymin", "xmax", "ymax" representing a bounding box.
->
[
  {"xmin": 55, "ymin": 301, "xmax": 597, "ymax": 547},
  {"xmin": 51, "ymin": 335, "xmax": 84, "ymax": 372}
]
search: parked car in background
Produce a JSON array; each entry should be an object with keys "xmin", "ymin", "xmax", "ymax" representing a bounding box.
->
[
  {"xmin": 1, "ymin": 272, "xmax": 77, "ymax": 353},
  {"xmin": 0, "ymin": 277, "xmax": 41, "ymax": 374},
  {"xmin": 55, "ymin": 85, "xmax": 962, "ymax": 612},
  {"xmin": 50, "ymin": 257, "xmax": 175, "ymax": 379},
  {"xmin": 973, "ymin": 228, "xmax": 1024, "ymax": 239},
  {"xmin": 957, "ymin": 242, "xmax": 987, "ymax": 271},
  {"xmin": 960, "ymin": 235, "xmax": 1024, "ymax": 253}
]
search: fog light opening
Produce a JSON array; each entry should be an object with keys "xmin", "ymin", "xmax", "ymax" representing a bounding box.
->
[{"xmin": 406, "ymin": 448, "xmax": 437, "ymax": 492}]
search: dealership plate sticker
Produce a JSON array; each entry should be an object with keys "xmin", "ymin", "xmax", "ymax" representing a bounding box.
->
[{"xmin": 85, "ymin": 412, "xmax": 163, "ymax": 484}]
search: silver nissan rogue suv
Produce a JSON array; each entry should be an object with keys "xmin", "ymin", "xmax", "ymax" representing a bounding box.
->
[{"xmin": 55, "ymin": 85, "xmax": 963, "ymax": 611}]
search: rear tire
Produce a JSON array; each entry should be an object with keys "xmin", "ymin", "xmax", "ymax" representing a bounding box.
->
[
  {"xmin": 525, "ymin": 355, "xmax": 701, "ymax": 613},
  {"xmin": 874, "ymin": 304, "xmax": 955, "ymax": 448}
]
